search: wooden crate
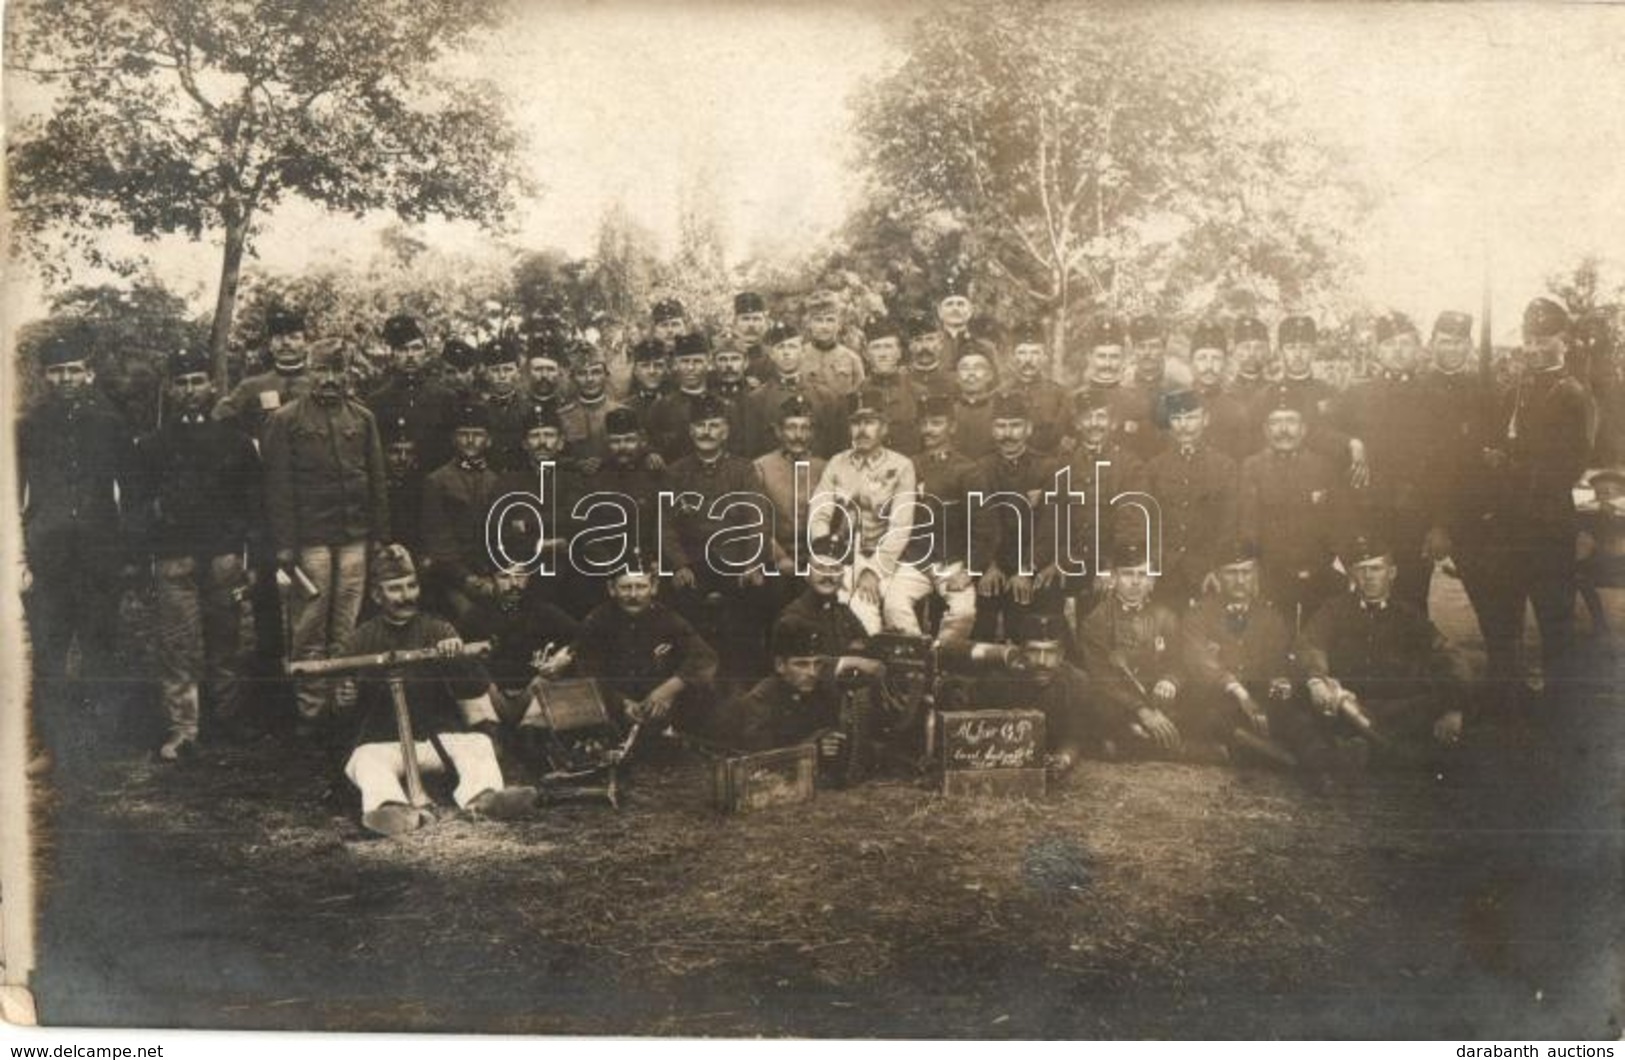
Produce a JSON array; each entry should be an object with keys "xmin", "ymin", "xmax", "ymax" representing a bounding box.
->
[
  {"xmin": 711, "ymin": 744, "xmax": 818, "ymax": 814},
  {"xmin": 935, "ymin": 709, "xmax": 1047, "ymax": 798}
]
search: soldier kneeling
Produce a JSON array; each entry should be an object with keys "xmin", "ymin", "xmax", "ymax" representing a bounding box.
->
[{"xmin": 336, "ymin": 545, "xmax": 537, "ymax": 837}]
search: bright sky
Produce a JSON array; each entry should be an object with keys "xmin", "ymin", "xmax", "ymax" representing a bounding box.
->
[{"xmin": 6, "ymin": 1, "xmax": 1625, "ymax": 337}]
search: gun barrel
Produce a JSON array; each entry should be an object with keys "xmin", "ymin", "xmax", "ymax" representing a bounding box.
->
[{"xmin": 286, "ymin": 640, "xmax": 492, "ymax": 678}]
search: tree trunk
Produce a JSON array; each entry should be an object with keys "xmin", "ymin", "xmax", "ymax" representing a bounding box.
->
[{"xmin": 209, "ymin": 212, "xmax": 251, "ymax": 388}]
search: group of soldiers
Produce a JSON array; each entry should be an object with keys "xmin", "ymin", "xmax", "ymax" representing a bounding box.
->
[{"xmin": 18, "ymin": 275, "xmax": 1613, "ymax": 833}]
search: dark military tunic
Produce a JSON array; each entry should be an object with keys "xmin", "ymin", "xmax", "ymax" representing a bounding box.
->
[
  {"xmin": 573, "ymin": 600, "xmax": 719, "ymax": 711},
  {"xmin": 907, "ymin": 447, "xmax": 977, "ymax": 568},
  {"xmin": 1079, "ymin": 597, "xmax": 1184, "ymax": 734},
  {"xmin": 366, "ymin": 374, "xmax": 460, "ymax": 473},
  {"xmin": 1237, "ymin": 448, "xmax": 1347, "ymax": 625},
  {"xmin": 951, "ymin": 392, "xmax": 997, "ymax": 461},
  {"xmin": 1195, "ymin": 383, "xmax": 1255, "ymax": 461},
  {"xmin": 130, "ymin": 414, "xmax": 261, "ymax": 560},
  {"xmin": 1136, "ymin": 442, "xmax": 1238, "ymax": 608},
  {"xmin": 457, "ymin": 594, "xmax": 583, "ymax": 695},
  {"xmin": 742, "ymin": 373, "xmax": 844, "ymax": 459},
  {"xmin": 345, "ymin": 612, "xmax": 490, "ymax": 747},
  {"xmin": 421, "ymin": 458, "xmax": 506, "ymax": 584}
]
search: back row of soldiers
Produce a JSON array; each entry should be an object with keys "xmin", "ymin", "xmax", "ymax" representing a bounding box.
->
[{"xmin": 19, "ymin": 281, "xmax": 1598, "ymax": 806}]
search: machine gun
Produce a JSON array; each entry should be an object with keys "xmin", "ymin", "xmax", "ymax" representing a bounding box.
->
[{"xmin": 288, "ymin": 640, "xmax": 493, "ymax": 823}]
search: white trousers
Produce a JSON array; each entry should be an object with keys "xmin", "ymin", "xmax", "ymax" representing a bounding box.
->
[
  {"xmin": 344, "ymin": 732, "xmax": 504, "ymax": 813},
  {"xmin": 843, "ymin": 557, "xmax": 977, "ymax": 644}
]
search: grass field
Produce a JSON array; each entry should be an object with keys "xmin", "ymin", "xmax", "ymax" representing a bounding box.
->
[{"xmin": 25, "ymin": 579, "xmax": 1625, "ymax": 1038}]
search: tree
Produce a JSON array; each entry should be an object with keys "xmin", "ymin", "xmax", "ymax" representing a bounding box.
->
[
  {"xmin": 7, "ymin": 0, "xmax": 531, "ymax": 383},
  {"xmin": 851, "ymin": 1, "xmax": 1367, "ymax": 351}
]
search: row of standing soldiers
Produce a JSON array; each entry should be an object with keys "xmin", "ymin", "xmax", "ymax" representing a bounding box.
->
[{"xmin": 18, "ymin": 287, "xmax": 1597, "ymax": 787}]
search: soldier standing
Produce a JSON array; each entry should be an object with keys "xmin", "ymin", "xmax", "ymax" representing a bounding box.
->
[
  {"xmin": 19, "ymin": 328, "xmax": 134, "ymax": 763},
  {"xmin": 742, "ymin": 322, "xmax": 843, "ymax": 458},
  {"xmin": 129, "ymin": 347, "xmax": 261, "ymax": 757},
  {"xmin": 1476, "ymin": 298, "xmax": 1593, "ymax": 696},
  {"xmin": 1078, "ymin": 318, "xmax": 1157, "ymax": 459},
  {"xmin": 894, "ymin": 393, "xmax": 979, "ymax": 644},
  {"xmin": 1333, "ymin": 312, "xmax": 1434, "ymax": 610},
  {"xmin": 968, "ymin": 391, "xmax": 1059, "ymax": 641},
  {"xmin": 1129, "ymin": 315, "xmax": 1169, "ymax": 390},
  {"xmin": 754, "ymin": 394, "xmax": 826, "ymax": 578},
  {"xmin": 477, "ymin": 334, "xmax": 531, "ymax": 472},
  {"xmin": 802, "ymin": 292, "xmax": 866, "ymax": 397},
  {"xmin": 420, "ymin": 403, "xmax": 506, "ymax": 626},
  {"xmin": 859, "ymin": 315, "xmax": 923, "ymax": 455},
  {"xmin": 1229, "ymin": 316, "xmax": 1273, "ymax": 403},
  {"xmin": 1137, "ymin": 389, "xmax": 1239, "ymax": 610},
  {"xmin": 212, "ymin": 305, "xmax": 311, "ymax": 441},
  {"xmin": 905, "ymin": 312, "xmax": 956, "ymax": 397},
  {"xmin": 366, "ymin": 313, "xmax": 459, "ymax": 474},
  {"xmin": 646, "ymin": 331, "xmax": 717, "ymax": 463},
  {"xmin": 649, "ymin": 297, "xmax": 688, "ymax": 356},
  {"xmin": 932, "ymin": 269, "xmax": 997, "ymax": 371},
  {"xmin": 1042, "ymin": 386, "xmax": 1144, "ymax": 619},
  {"xmin": 949, "ymin": 347, "xmax": 1000, "ymax": 460},
  {"xmin": 1005, "ymin": 320, "xmax": 1070, "ymax": 457},
  {"xmin": 620, "ymin": 337, "xmax": 672, "ymax": 422},
  {"xmin": 262, "ymin": 338, "xmax": 390, "ymax": 734},
  {"xmin": 730, "ymin": 291, "xmax": 772, "ymax": 382},
  {"xmin": 559, "ymin": 342, "xmax": 624, "ymax": 473},
  {"xmin": 1238, "ymin": 390, "xmax": 1348, "ymax": 629},
  {"xmin": 1187, "ymin": 322, "xmax": 1253, "ymax": 461}
]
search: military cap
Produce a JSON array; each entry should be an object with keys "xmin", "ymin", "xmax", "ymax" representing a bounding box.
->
[
  {"xmin": 941, "ymin": 263, "xmax": 973, "ymax": 299},
  {"xmin": 604, "ymin": 407, "xmax": 642, "ymax": 436},
  {"xmin": 848, "ymin": 386, "xmax": 890, "ymax": 421},
  {"xmin": 779, "ymin": 393, "xmax": 815, "ymax": 421},
  {"xmin": 733, "ymin": 291, "xmax": 767, "ymax": 315},
  {"xmin": 863, "ymin": 313, "xmax": 903, "ymax": 343},
  {"xmin": 1213, "ymin": 538, "xmax": 1262, "ymax": 568},
  {"xmin": 1340, "ymin": 533, "xmax": 1392, "ymax": 567},
  {"xmin": 1523, "ymin": 297, "xmax": 1570, "ymax": 340},
  {"xmin": 773, "ymin": 621, "xmax": 827, "ymax": 659},
  {"xmin": 167, "ymin": 346, "xmax": 211, "ymax": 377},
  {"xmin": 630, "ymin": 337, "xmax": 668, "ymax": 364},
  {"xmin": 374, "ymin": 544, "xmax": 417, "ymax": 583},
  {"xmin": 1432, "ymin": 311, "xmax": 1474, "ymax": 342},
  {"xmin": 1009, "ymin": 319, "xmax": 1047, "ymax": 348},
  {"xmin": 807, "ymin": 533, "xmax": 850, "ymax": 564},
  {"xmin": 1014, "ymin": 613, "xmax": 1066, "ymax": 647},
  {"xmin": 1072, "ymin": 386, "xmax": 1112, "ymax": 415},
  {"xmin": 805, "ymin": 290, "xmax": 841, "ymax": 315},
  {"xmin": 1189, "ymin": 322, "xmax": 1229, "ymax": 354},
  {"xmin": 443, "ymin": 338, "xmax": 481, "ymax": 371},
  {"xmin": 1373, "ymin": 311, "xmax": 1419, "ymax": 345},
  {"xmin": 1110, "ymin": 539, "xmax": 1151, "ymax": 570},
  {"xmin": 451, "ymin": 403, "xmax": 490, "ymax": 431},
  {"xmin": 382, "ymin": 313, "xmax": 426, "ymax": 350},
  {"xmin": 478, "ymin": 335, "xmax": 523, "ymax": 368},
  {"xmin": 566, "ymin": 337, "xmax": 603, "ymax": 366},
  {"xmin": 650, "ymin": 297, "xmax": 686, "ymax": 323},
  {"xmin": 904, "ymin": 311, "xmax": 938, "ymax": 341},
  {"xmin": 1159, "ymin": 388, "xmax": 1202, "ymax": 421},
  {"xmin": 525, "ymin": 403, "xmax": 563, "ymax": 432},
  {"xmin": 1262, "ymin": 384, "xmax": 1310, "ymax": 417},
  {"xmin": 1278, "ymin": 315, "xmax": 1317, "ymax": 346},
  {"xmin": 689, "ymin": 392, "xmax": 729, "ymax": 423},
  {"xmin": 1086, "ymin": 317, "xmax": 1129, "ymax": 349},
  {"xmin": 1129, "ymin": 315, "xmax": 1165, "ymax": 344},
  {"xmin": 1233, "ymin": 316, "xmax": 1269, "ymax": 345},
  {"xmin": 991, "ymin": 390, "xmax": 1031, "ymax": 421},
  {"xmin": 380, "ymin": 418, "xmax": 416, "ymax": 446},
  {"xmin": 672, "ymin": 331, "xmax": 711, "ymax": 359},
  {"xmin": 764, "ymin": 320, "xmax": 801, "ymax": 348},
  {"xmin": 37, "ymin": 329, "xmax": 92, "ymax": 368},
  {"xmin": 526, "ymin": 330, "xmax": 566, "ymax": 364},
  {"xmin": 266, "ymin": 305, "xmax": 306, "ymax": 338},
  {"xmin": 307, "ymin": 337, "xmax": 349, "ymax": 370},
  {"xmin": 918, "ymin": 392, "xmax": 955, "ymax": 419}
]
